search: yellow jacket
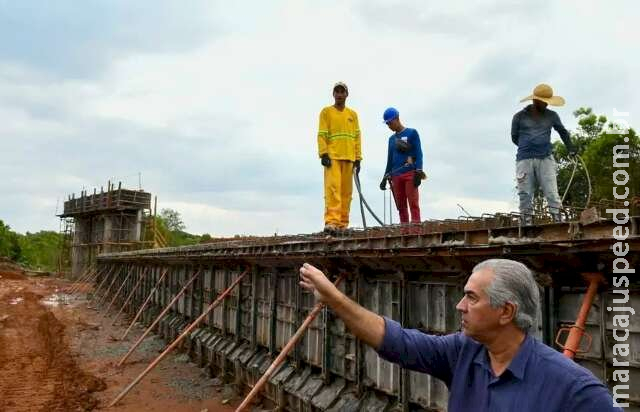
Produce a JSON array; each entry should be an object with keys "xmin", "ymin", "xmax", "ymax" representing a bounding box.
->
[{"xmin": 317, "ymin": 105, "xmax": 362, "ymax": 161}]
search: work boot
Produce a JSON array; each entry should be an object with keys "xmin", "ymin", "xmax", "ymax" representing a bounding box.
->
[
  {"xmin": 334, "ymin": 226, "xmax": 352, "ymax": 237},
  {"xmin": 323, "ymin": 224, "xmax": 338, "ymax": 235}
]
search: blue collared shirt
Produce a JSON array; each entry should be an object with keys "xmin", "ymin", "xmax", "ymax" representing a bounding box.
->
[
  {"xmin": 511, "ymin": 105, "xmax": 574, "ymax": 161},
  {"xmin": 377, "ymin": 318, "xmax": 621, "ymax": 412}
]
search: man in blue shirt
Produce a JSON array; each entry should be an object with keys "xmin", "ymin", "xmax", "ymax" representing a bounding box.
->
[
  {"xmin": 511, "ymin": 84, "xmax": 576, "ymax": 224},
  {"xmin": 379, "ymin": 107, "xmax": 425, "ymax": 224},
  {"xmin": 299, "ymin": 259, "xmax": 621, "ymax": 411}
]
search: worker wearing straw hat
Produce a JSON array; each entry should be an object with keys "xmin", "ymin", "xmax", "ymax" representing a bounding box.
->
[{"xmin": 511, "ymin": 83, "xmax": 576, "ymax": 225}]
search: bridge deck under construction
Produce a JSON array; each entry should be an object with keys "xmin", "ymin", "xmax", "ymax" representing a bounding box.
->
[{"xmin": 94, "ymin": 215, "xmax": 640, "ymax": 411}]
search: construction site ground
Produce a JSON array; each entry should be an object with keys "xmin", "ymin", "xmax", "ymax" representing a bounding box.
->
[{"xmin": 0, "ymin": 265, "xmax": 238, "ymax": 412}]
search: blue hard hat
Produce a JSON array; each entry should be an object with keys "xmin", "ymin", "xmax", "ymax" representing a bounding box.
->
[{"xmin": 383, "ymin": 107, "xmax": 399, "ymax": 124}]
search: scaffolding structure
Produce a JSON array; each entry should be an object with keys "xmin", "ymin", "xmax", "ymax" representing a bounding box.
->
[{"xmin": 58, "ymin": 181, "xmax": 154, "ymax": 278}]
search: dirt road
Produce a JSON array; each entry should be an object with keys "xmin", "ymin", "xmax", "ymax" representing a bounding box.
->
[{"xmin": 0, "ymin": 267, "xmax": 239, "ymax": 411}]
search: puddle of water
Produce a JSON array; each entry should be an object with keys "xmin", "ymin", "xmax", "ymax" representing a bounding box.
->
[
  {"xmin": 9, "ymin": 297, "xmax": 24, "ymax": 305},
  {"xmin": 41, "ymin": 293, "xmax": 70, "ymax": 307}
]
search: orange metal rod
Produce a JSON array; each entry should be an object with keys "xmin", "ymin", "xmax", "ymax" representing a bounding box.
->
[
  {"xmin": 236, "ymin": 273, "xmax": 346, "ymax": 412},
  {"xmin": 96, "ymin": 266, "xmax": 123, "ymax": 307},
  {"xmin": 117, "ymin": 267, "xmax": 202, "ymax": 366},
  {"xmin": 101, "ymin": 266, "xmax": 135, "ymax": 316},
  {"xmin": 121, "ymin": 268, "xmax": 169, "ymax": 340},
  {"xmin": 92, "ymin": 266, "xmax": 115, "ymax": 300},
  {"xmin": 65, "ymin": 267, "xmax": 93, "ymax": 293},
  {"xmin": 71, "ymin": 267, "xmax": 102, "ymax": 295},
  {"xmin": 66, "ymin": 267, "xmax": 91, "ymax": 293},
  {"xmin": 109, "ymin": 267, "xmax": 250, "ymax": 407},
  {"xmin": 562, "ymin": 272, "xmax": 604, "ymax": 358},
  {"xmin": 111, "ymin": 267, "xmax": 149, "ymax": 326}
]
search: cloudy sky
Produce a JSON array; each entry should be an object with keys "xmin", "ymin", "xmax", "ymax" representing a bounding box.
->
[{"xmin": 1, "ymin": 1, "xmax": 638, "ymax": 236}]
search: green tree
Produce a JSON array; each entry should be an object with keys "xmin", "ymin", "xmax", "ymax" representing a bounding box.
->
[
  {"xmin": 17, "ymin": 231, "xmax": 63, "ymax": 271},
  {"xmin": 554, "ymin": 107, "xmax": 639, "ymax": 209},
  {"xmin": 159, "ymin": 208, "xmax": 186, "ymax": 232},
  {"xmin": 0, "ymin": 219, "xmax": 21, "ymax": 260},
  {"xmin": 150, "ymin": 208, "xmax": 202, "ymax": 247}
]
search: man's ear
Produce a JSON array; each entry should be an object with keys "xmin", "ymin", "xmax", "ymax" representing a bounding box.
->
[{"xmin": 499, "ymin": 302, "xmax": 517, "ymax": 326}]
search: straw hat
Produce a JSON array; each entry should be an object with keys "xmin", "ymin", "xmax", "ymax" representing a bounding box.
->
[{"xmin": 520, "ymin": 83, "xmax": 565, "ymax": 106}]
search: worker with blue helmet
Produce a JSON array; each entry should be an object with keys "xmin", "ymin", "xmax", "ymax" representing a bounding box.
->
[{"xmin": 380, "ymin": 107, "xmax": 425, "ymax": 224}]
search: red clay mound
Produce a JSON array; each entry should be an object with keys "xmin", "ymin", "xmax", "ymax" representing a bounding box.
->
[
  {"xmin": 0, "ymin": 257, "xmax": 26, "ymax": 280},
  {"xmin": 0, "ymin": 290, "xmax": 105, "ymax": 411}
]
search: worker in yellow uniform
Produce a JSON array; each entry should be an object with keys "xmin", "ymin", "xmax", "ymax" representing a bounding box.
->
[{"xmin": 317, "ymin": 82, "xmax": 362, "ymax": 234}]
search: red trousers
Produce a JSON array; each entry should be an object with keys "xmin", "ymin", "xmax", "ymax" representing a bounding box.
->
[{"xmin": 391, "ymin": 171, "xmax": 421, "ymax": 224}]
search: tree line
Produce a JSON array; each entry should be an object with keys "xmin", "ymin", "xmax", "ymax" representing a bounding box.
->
[{"xmin": 0, "ymin": 208, "xmax": 209, "ymax": 271}]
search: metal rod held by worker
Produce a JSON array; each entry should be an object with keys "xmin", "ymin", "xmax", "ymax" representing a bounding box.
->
[
  {"xmin": 121, "ymin": 267, "xmax": 169, "ymax": 340},
  {"xmin": 101, "ymin": 266, "xmax": 135, "ymax": 317},
  {"xmin": 235, "ymin": 272, "xmax": 347, "ymax": 412},
  {"xmin": 109, "ymin": 266, "xmax": 250, "ymax": 408},
  {"xmin": 117, "ymin": 267, "xmax": 202, "ymax": 366},
  {"xmin": 112, "ymin": 267, "xmax": 149, "ymax": 326}
]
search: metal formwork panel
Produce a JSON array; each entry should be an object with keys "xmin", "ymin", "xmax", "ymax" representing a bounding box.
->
[
  {"xmin": 300, "ymin": 289, "xmax": 323, "ymax": 367},
  {"xmin": 202, "ymin": 267, "xmax": 214, "ymax": 329},
  {"xmin": 406, "ymin": 280, "xmax": 462, "ymax": 410},
  {"xmin": 328, "ymin": 278, "xmax": 357, "ymax": 381},
  {"xmin": 275, "ymin": 273, "xmax": 296, "ymax": 351},
  {"xmin": 256, "ymin": 271, "xmax": 272, "ymax": 347},
  {"xmin": 165, "ymin": 266, "xmax": 177, "ymax": 312},
  {"xmin": 238, "ymin": 273, "xmax": 253, "ymax": 341},
  {"xmin": 361, "ymin": 277, "xmax": 401, "ymax": 396},
  {"xmin": 225, "ymin": 269, "xmax": 242, "ymax": 335},
  {"xmin": 212, "ymin": 268, "xmax": 226, "ymax": 330},
  {"xmin": 176, "ymin": 266, "xmax": 187, "ymax": 316}
]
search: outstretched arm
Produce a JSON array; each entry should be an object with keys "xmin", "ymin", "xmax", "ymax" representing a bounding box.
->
[
  {"xmin": 299, "ymin": 263, "xmax": 460, "ymax": 382},
  {"xmin": 299, "ymin": 263, "xmax": 385, "ymax": 348}
]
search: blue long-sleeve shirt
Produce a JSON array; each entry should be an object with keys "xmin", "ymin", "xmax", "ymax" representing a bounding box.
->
[
  {"xmin": 511, "ymin": 105, "xmax": 575, "ymax": 161},
  {"xmin": 377, "ymin": 317, "xmax": 621, "ymax": 412},
  {"xmin": 384, "ymin": 127, "xmax": 423, "ymax": 177}
]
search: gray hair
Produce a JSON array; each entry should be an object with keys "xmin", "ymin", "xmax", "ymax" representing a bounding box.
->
[{"xmin": 473, "ymin": 259, "xmax": 540, "ymax": 331}]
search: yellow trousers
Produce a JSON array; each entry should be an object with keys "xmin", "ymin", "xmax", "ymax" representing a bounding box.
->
[{"xmin": 324, "ymin": 160, "xmax": 354, "ymax": 228}]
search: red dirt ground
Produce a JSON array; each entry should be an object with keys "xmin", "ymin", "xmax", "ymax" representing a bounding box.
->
[{"xmin": 0, "ymin": 269, "xmax": 240, "ymax": 411}]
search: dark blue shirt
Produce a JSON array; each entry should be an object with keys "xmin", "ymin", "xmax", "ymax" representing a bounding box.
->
[
  {"xmin": 511, "ymin": 105, "xmax": 574, "ymax": 161},
  {"xmin": 377, "ymin": 318, "xmax": 621, "ymax": 412},
  {"xmin": 384, "ymin": 127, "xmax": 423, "ymax": 177}
]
